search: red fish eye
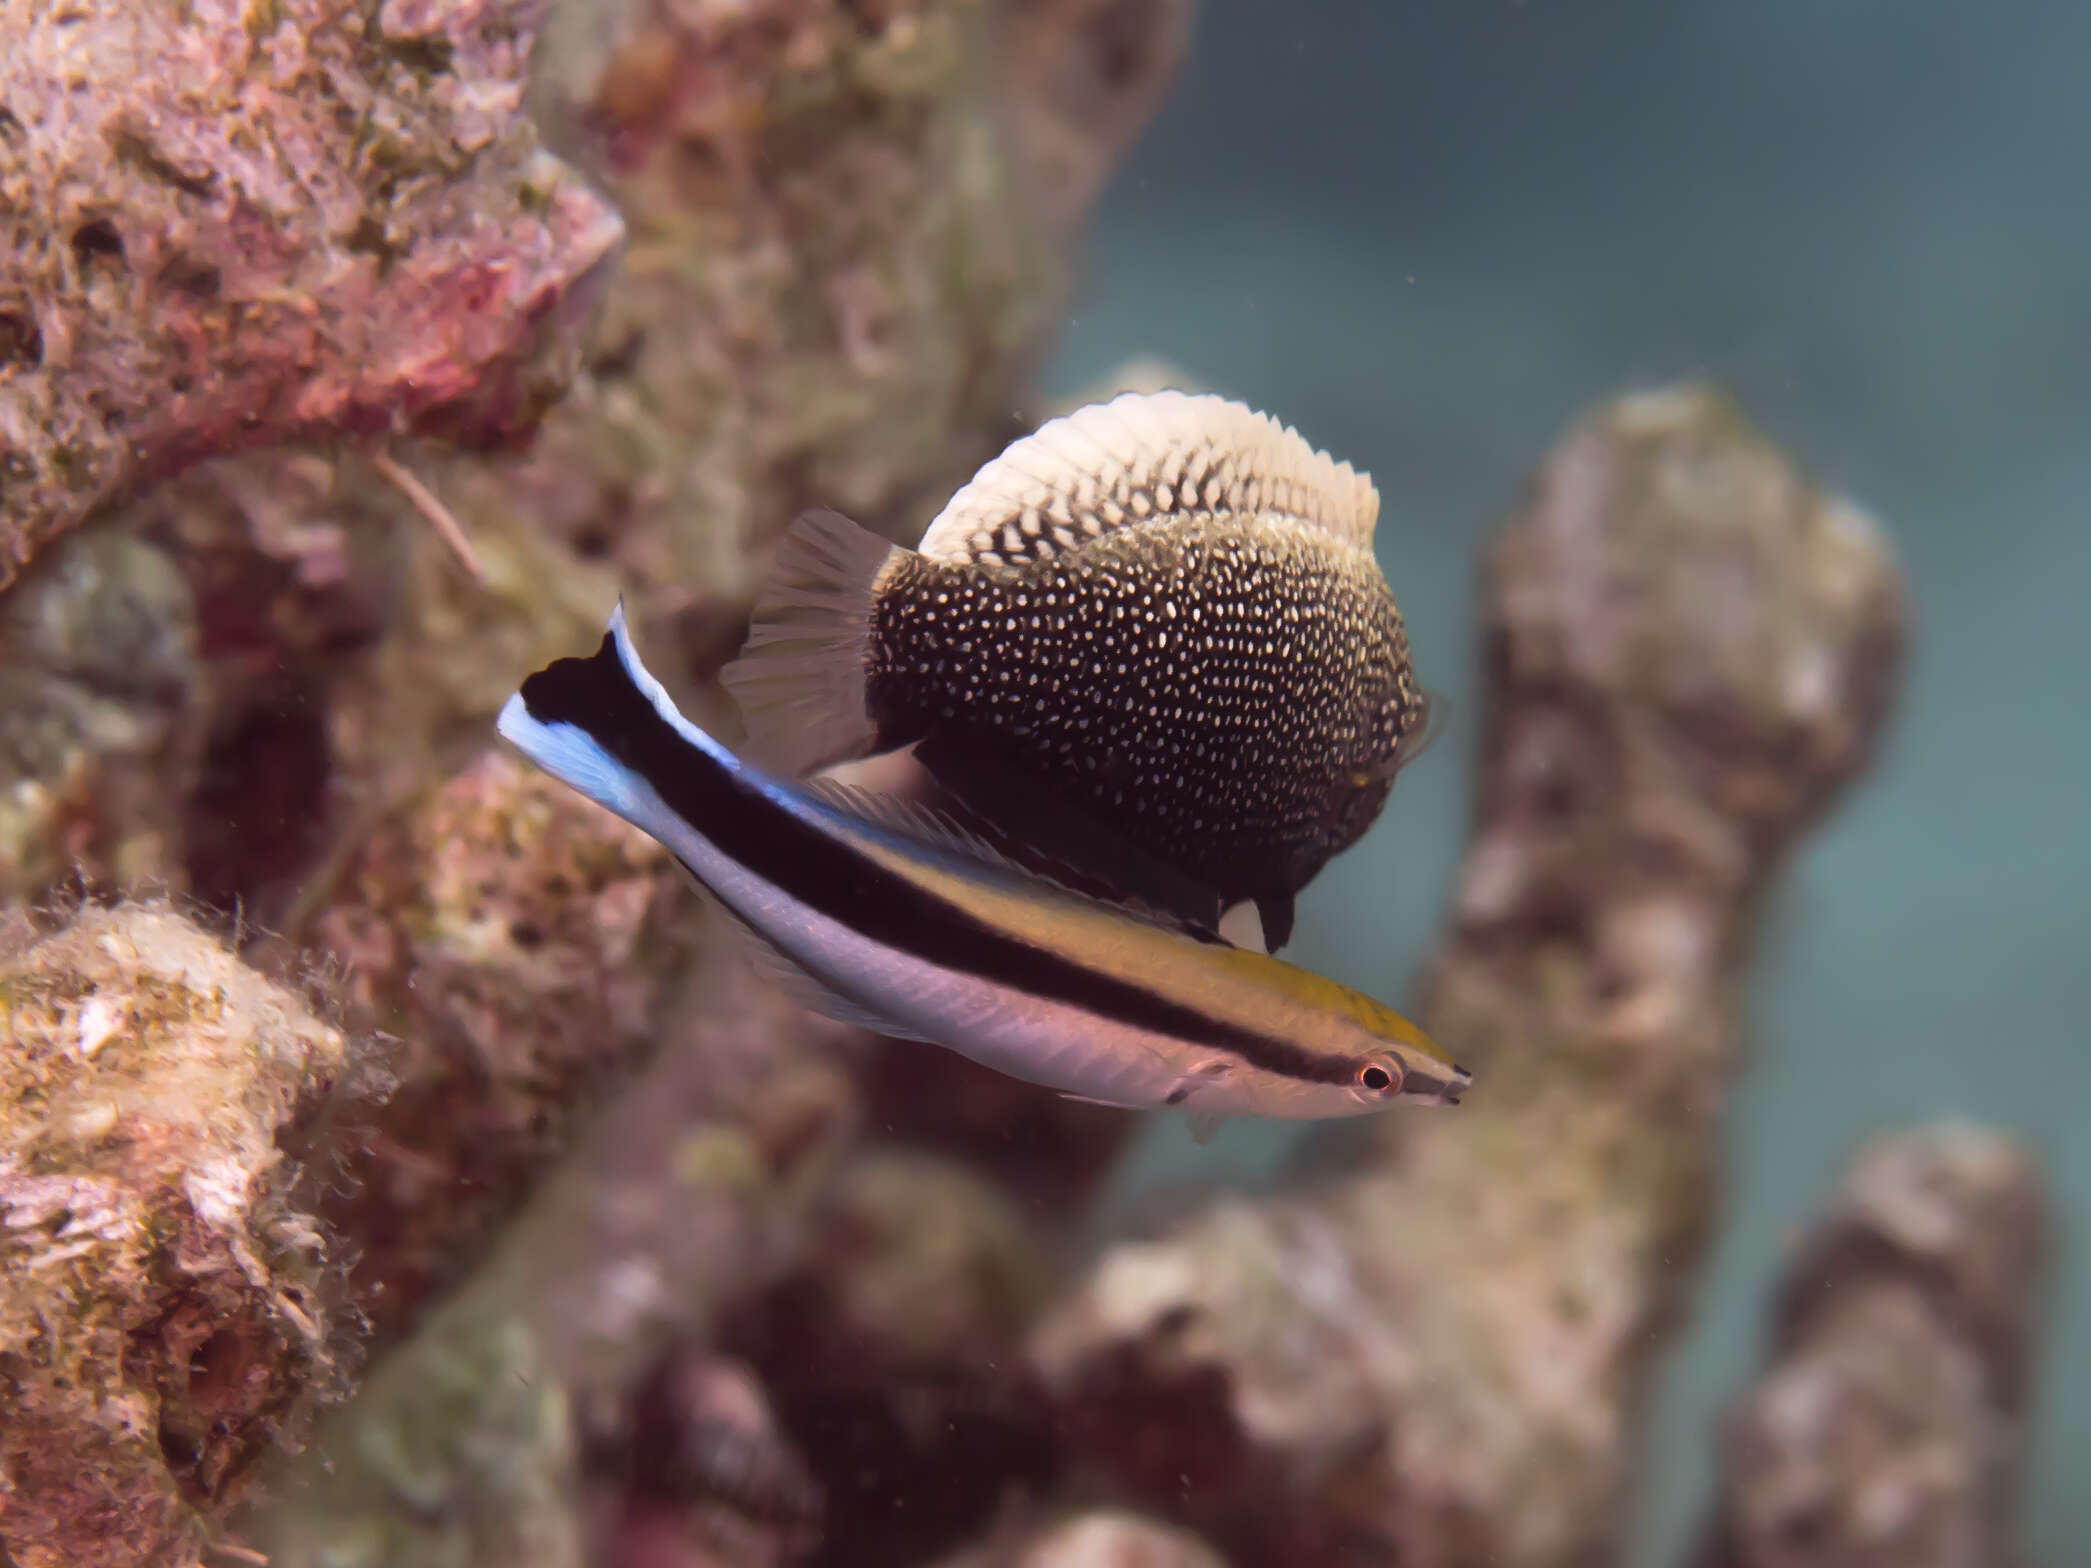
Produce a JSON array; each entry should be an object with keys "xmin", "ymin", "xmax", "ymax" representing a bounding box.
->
[{"xmin": 1358, "ymin": 1062, "xmax": 1397, "ymax": 1093}]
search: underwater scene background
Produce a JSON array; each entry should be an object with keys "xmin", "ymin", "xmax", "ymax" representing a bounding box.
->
[
  {"xmin": 1047, "ymin": 2, "xmax": 2089, "ymax": 1563},
  {"xmin": 0, "ymin": 0, "xmax": 2083, "ymax": 1563}
]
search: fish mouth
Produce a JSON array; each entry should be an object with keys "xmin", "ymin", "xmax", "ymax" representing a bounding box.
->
[{"xmin": 1405, "ymin": 1061, "xmax": 1475, "ymax": 1107}]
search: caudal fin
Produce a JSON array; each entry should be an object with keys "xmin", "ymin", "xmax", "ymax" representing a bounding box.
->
[
  {"xmin": 496, "ymin": 600, "xmax": 727, "ymax": 834},
  {"xmin": 722, "ymin": 508, "xmax": 896, "ymax": 777}
]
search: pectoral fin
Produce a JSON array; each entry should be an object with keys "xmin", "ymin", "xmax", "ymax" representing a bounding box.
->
[{"xmin": 722, "ymin": 507, "xmax": 899, "ymax": 777}]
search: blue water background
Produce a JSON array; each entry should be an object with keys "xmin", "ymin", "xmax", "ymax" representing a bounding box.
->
[{"xmin": 1040, "ymin": 2, "xmax": 2091, "ymax": 1560}]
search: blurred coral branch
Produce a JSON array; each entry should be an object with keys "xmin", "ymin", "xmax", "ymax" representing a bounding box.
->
[
  {"xmin": 1698, "ymin": 1123, "xmax": 2050, "ymax": 1568},
  {"xmin": 1025, "ymin": 386, "xmax": 1912, "ymax": 1568}
]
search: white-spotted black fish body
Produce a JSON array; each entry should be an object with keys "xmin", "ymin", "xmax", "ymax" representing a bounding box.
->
[
  {"xmin": 723, "ymin": 391, "xmax": 1431, "ymax": 953},
  {"xmin": 497, "ymin": 604, "xmax": 1469, "ymax": 1140},
  {"xmin": 870, "ymin": 512, "xmax": 1414, "ymax": 939}
]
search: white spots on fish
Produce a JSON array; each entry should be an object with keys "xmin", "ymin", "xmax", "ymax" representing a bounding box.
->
[{"xmin": 865, "ymin": 517, "xmax": 1422, "ymax": 889}]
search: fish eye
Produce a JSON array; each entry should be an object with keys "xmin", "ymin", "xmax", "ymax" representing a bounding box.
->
[{"xmin": 1356, "ymin": 1059, "xmax": 1401, "ymax": 1096}]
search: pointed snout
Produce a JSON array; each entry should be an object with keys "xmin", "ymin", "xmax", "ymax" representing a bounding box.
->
[{"xmin": 1402, "ymin": 1059, "xmax": 1474, "ymax": 1107}]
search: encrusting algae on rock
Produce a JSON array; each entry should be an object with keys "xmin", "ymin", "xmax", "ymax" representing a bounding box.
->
[
  {"xmin": 302, "ymin": 748, "xmax": 714, "ymax": 1342},
  {"xmin": 0, "ymin": 0, "xmax": 622, "ymax": 590},
  {"xmin": 591, "ymin": 1347, "xmax": 825, "ymax": 1568},
  {"xmin": 0, "ymin": 901, "xmax": 378, "ymax": 1568},
  {"xmin": 244, "ymin": 945, "xmax": 862, "ymax": 1568},
  {"xmin": 716, "ymin": 1146, "xmax": 1060, "ymax": 1562}
]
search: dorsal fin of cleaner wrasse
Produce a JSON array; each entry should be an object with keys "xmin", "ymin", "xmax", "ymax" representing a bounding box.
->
[
  {"xmin": 800, "ymin": 771, "xmax": 1234, "ymax": 948},
  {"xmin": 907, "ymin": 730, "xmax": 1242, "ymax": 945},
  {"xmin": 721, "ymin": 390, "xmax": 1382, "ymax": 776}
]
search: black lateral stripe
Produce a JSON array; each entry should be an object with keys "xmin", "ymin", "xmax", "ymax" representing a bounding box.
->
[{"xmin": 517, "ymin": 634, "xmax": 1358, "ymax": 1086}]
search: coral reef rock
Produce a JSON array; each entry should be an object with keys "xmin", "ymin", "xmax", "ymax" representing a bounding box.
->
[
  {"xmin": 0, "ymin": 0, "xmax": 622, "ymax": 589},
  {"xmin": 306, "ymin": 747, "xmax": 711, "ymax": 1340},
  {"xmin": 1025, "ymin": 384, "xmax": 1911, "ymax": 1568},
  {"xmin": 0, "ymin": 527, "xmax": 204, "ymax": 902},
  {"xmin": 856, "ymin": 1033, "xmax": 1141, "ymax": 1218},
  {"xmin": 515, "ymin": 0, "xmax": 1193, "ymax": 598},
  {"xmin": 990, "ymin": 0, "xmax": 1197, "ymax": 237},
  {"xmin": 0, "ymin": 902, "xmax": 365, "ymax": 1568},
  {"xmin": 246, "ymin": 950, "xmax": 859, "ymax": 1568},
  {"xmin": 1698, "ymin": 1123, "xmax": 2050, "ymax": 1568},
  {"xmin": 721, "ymin": 1147, "xmax": 1059, "ymax": 1566},
  {"xmin": 738, "ymin": 1147, "xmax": 1052, "ymax": 1378},
  {"xmin": 129, "ymin": 449, "xmax": 402, "ymax": 913},
  {"xmin": 592, "ymin": 1348, "xmax": 824, "ymax": 1568},
  {"xmin": 114, "ymin": 0, "xmax": 1190, "ymax": 923}
]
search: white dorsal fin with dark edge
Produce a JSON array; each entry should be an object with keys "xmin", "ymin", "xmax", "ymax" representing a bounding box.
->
[{"xmin": 915, "ymin": 390, "xmax": 1380, "ymax": 566}]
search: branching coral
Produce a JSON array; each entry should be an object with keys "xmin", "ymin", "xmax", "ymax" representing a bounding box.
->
[
  {"xmin": 244, "ymin": 947, "xmax": 860, "ymax": 1568},
  {"xmin": 1025, "ymin": 385, "xmax": 1912, "ymax": 1568},
  {"xmin": 1699, "ymin": 1123, "xmax": 2050, "ymax": 1568}
]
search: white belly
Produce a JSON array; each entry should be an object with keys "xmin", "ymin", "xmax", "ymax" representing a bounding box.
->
[{"xmin": 677, "ymin": 825, "xmax": 1193, "ymax": 1110}]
